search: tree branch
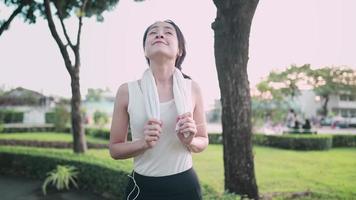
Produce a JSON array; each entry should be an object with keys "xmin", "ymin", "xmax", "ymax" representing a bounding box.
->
[
  {"xmin": 74, "ymin": 0, "xmax": 88, "ymax": 68},
  {"xmin": 0, "ymin": 4, "xmax": 24, "ymax": 36},
  {"xmin": 53, "ymin": 1, "xmax": 75, "ymax": 51},
  {"xmin": 43, "ymin": 0, "xmax": 73, "ymax": 76}
]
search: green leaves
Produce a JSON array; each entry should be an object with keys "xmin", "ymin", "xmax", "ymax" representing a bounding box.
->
[{"xmin": 42, "ymin": 165, "xmax": 79, "ymax": 195}]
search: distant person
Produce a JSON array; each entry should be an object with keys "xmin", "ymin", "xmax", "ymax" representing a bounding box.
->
[
  {"xmin": 286, "ymin": 109, "xmax": 296, "ymax": 128},
  {"xmin": 302, "ymin": 119, "xmax": 311, "ymax": 130}
]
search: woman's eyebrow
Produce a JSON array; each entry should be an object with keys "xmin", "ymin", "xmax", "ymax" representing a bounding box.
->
[{"xmin": 149, "ymin": 25, "xmax": 174, "ymax": 31}]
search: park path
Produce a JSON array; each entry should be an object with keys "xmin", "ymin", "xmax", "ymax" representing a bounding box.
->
[{"xmin": 0, "ymin": 175, "xmax": 107, "ymax": 200}]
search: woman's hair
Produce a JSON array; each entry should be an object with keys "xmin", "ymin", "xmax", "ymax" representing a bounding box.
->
[{"xmin": 143, "ymin": 20, "xmax": 191, "ymax": 79}]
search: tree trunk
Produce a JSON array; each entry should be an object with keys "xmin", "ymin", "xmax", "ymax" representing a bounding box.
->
[
  {"xmin": 44, "ymin": 0, "xmax": 87, "ymax": 153},
  {"xmin": 322, "ymin": 95, "xmax": 329, "ymax": 117},
  {"xmin": 212, "ymin": 0, "xmax": 259, "ymax": 199},
  {"xmin": 71, "ymin": 70, "xmax": 87, "ymax": 153}
]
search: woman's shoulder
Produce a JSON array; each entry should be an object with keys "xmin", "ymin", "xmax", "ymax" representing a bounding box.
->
[
  {"xmin": 114, "ymin": 82, "xmax": 129, "ymax": 106},
  {"xmin": 190, "ymin": 80, "xmax": 202, "ymax": 95}
]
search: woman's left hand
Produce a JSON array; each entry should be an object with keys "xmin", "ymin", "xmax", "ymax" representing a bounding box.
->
[{"xmin": 177, "ymin": 112, "xmax": 197, "ymax": 146}]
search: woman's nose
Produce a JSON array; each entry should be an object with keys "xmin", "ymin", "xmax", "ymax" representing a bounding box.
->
[{"xmin": 155, "ymin": 33, "xmax": 164, "ymax": 39}]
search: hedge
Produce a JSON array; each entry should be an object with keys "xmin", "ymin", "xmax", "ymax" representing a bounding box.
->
[
  {"xmin": 332, "ymin": 135, "xmax": 356, "ymax": 147},
  {"xmin": 0, "ymin": 146, "xmax": 229, "ymax": 200},
  {"xmin": 0, "ymin": 110, "xmax": 24, "ymax": 123},
  {"xmin": 0, "ymin": 139, "xmax": 107, "ymax": 149},
  {"xmin": 211, "ymin": 133, "xmax": 333, "ymax": 150},
  {"xmin": 265, "ymin": 134, "xmax": 333, "ymax": 150},
  {"xmin": 0, "ymin": 146, "xmax": 129, "ymax": 200}
]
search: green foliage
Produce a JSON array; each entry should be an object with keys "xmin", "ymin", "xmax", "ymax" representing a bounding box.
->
[
  {"xmin": 266, "ymin": 134, "xmax": 333, "ymax": 150},
  {"xmin": 257, "ymin": 64, "xmax": 312, "ymax": 100},
  {"xmin": 0, "ymin": 122, "xmax": 3, "ymax": 133},
  {"xmin": 253, "ymin": 134, "xmax": 333, "ymax": 150},
  {"xmin": 53, "ymin": 104, "xmax": 70, "ymax": 132},
  {"xmin": 251, "ymin": 97, "xmax": 289, "ymax": 127},
  {"xmin": 308, "ymin": 66, "xmax": 356, "ymax": 116},
  {"xmin": 93, "ymin": 110, "xmax": 109, "ymax": 128},
  {"xmin": 1, "ymin": 126, "xmax": 57, "ymax": 133},
  {"xmin": 42, "ymin": 165, "xmax": 79, "ymax": 195},
  {"xmin": 332, "ymin": 134, "xmax": 356, "ymax": 147},
  {"xmin": 208, "ymin": 133, "xmax": 223, "ymax": 144},
  {"xmin": 0, "ymin": 110, "xmax": 24, "ymax": 123},
  {"xmin": 0, "ymin": 146, "xmax": 130, "ymax": 200},
  {"xmin": 2, "ymin": 0, "xmax": 40, "ymax": 24},
  {"xmin": 45, "ymin": 112, "xmax": 55, "ymax": 124},
  {"xmin": 85, "ymin": 88, "xmax": 105, "ymax": 102}
]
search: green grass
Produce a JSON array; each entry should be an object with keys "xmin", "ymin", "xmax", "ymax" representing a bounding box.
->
[
  {"xmin": 1, "ymin": 133, "xmax": 356, "ymax": 199},
  {"xmin": 193, "ymin": 144, "xmax": 356, "ymax": 199},
  {"xmin": 0, "ymin": 132, "xmax": 108, "ymax": 144}
]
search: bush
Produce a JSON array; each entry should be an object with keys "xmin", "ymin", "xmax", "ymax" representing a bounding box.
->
[
  {"xmin": 265, "ymin": 135, "xmax": 333, "ymax": 150},
  {"xmin": 0, "ymin": 147, "xmax": 129, "ymax": 200},
  {"xmin": 1, "ymin": 126, "xmax": 56, "ymax": 133},
  {"xmin": 53, "ymin": 104, "xmax": 70, "ymax": 132},
  {"xmin": 208, "ymin": 133, "xmax": 222, "ymax": 144},
  {"xmin": 93, "ymin": 110, "xmax": 109, "ymax": 128},
  {"xmin": 0, "ymin": 146, "xmax": 232, "ymax": 200},
  {"xmin": 0, "ymin": 110, "xmax": 24, "ymax": 123},
  {"xmin": 86, "ymin": 127, "xmax": 110, "ymax": 140},
  {"xmin": 332, "ymin": 135, "xmax": 356, "ymax": 147},
  {"xmin": 45, "ymin": 112, "xmax": 55, "ymax": 124}
]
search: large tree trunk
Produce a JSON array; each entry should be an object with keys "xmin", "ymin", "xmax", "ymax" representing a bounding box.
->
[{"xmin": 212, "ymin": 0, "xmax": 259, "ymax": 199}]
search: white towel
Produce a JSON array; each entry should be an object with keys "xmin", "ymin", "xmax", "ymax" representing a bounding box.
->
[{"xmin": 141, "ymin": 68, "xmax": 192, "ymax": 137}]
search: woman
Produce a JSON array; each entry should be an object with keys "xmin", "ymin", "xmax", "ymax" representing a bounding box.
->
[{"xmin": 109, "ymin": 20, "xmax": 209, "ymax": 200}]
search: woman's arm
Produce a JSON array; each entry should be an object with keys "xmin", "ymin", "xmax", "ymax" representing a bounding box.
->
[{"xmin": 109, "ymin": 83, "xmax": 149, "ymax": 159}]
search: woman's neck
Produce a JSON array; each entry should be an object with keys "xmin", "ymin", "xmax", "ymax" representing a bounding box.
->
[{"xmin": 149, "ymin": 59, "xmax": 175, "ymax": 85}]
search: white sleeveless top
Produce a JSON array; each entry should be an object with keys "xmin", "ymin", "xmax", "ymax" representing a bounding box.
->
[{"xmin": 127, "ymin": 80, "xmax": 193, "ymax": 177}]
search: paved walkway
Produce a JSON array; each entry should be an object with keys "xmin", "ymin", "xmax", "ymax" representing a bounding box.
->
[{"xmin": 0, "ymin": 175, "xmax": 108, "ymax": 200}]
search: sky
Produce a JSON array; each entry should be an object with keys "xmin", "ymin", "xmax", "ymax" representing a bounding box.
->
[{"xmin": 0, "ymin": 0, "xmax": 355, "ymax": 110}]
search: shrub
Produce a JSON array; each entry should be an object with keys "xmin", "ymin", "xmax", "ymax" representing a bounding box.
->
[
  {"xmin": 208, "ymin": 133, "xmax": 222, "ymax": 144},
  {"xmin": 0, "ymin": 110, "xmax": 24, "ymax": 123},
  {"xmin": 332, "ymin": 135, "xmax": 356, "ymax": 147},
  {"xmin": 42, "ymin": 165, "xmax": 79, "ymax": 195},
  {"xmin": 93, "ymin": 110, "xmax": 109, "ymax": 128},
  {"xmin": 0, "ymin": 147, "xmax": 129, "ymax": 200},
  {"xmin": 53, "ymin": 104, "xmax": 70, "ymax": 132},
  {"xmin": 266, "ymin": 135, "xmax": 332, "ymax": 150},
  {"xmin": 45, "ymin": 112, "xmax": 55, "ymax": 124}
]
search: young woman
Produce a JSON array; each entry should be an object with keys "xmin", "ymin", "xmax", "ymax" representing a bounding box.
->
[{"xmin": 109, "ymin": 20, "xmax": 209, "ymax": 200}]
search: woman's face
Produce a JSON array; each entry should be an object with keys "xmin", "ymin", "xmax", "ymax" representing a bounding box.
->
[{"xmin": 144, "ymin": 21, "xmax": 180, "ymax": 63}]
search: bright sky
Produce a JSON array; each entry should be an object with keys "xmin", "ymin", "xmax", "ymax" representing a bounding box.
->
[{"xmin": 0, "ymin": 0, "xmax": 355, "ymax": 110}]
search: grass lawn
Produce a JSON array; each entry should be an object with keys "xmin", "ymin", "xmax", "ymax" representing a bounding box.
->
[
  {"xmin": 1, "ymin": 133, "xmax": 356, "ymax": 199},
  {"xmin": 193, "ymin": 145, "xmax": 356, "ymax": 199},
  {"xmin": 0, "ymin": 132, "xmax": 108, "ymax": 144}
]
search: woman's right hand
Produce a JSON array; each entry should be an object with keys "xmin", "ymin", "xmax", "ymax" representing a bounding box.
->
[{"xmin": 143, "ymin": 118, "xmax": 162, "ymax": 149}]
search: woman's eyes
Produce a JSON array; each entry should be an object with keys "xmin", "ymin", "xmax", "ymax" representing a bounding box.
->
[{"xmin": 148, "ymin": 31, "xmax": 173, "ymax": 35}]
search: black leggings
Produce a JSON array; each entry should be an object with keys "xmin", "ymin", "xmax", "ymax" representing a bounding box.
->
[{"xmin": 125, "ymin": 168, "xmax": 202, "ymax": 200}]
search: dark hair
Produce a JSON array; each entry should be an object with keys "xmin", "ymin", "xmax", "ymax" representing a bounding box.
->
[{"xmin": 143, "ymin": 20, "xmax": 190, "ymax": 79}]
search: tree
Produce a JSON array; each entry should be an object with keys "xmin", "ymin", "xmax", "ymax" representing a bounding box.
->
[
  {"xmin": 257, "ymin": 64, "xmax": 312, "ymax": 100},
  {"xmin": 41, "ymin": 0, "xmax": 145, "ymax": 153},
  {"xmin": 308, "ymin": 66, "xmax": 356, "ymax": 117},
  {"xmin": 0, "ymin": 0, "xmax": 38, "ymax": 36},
  {"xmin": 85, "ymin": 88, "xmax": 107, "ymax": 102},
  {"xmin": 212, "ymin": 0, "xmax": 259, "ymax": 199},
  {"xmin": 3, "ymin": 0, "xmax": 144, "ymax": 153}
]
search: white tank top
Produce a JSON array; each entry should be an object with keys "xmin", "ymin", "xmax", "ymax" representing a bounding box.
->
[{"xmin": 127, "ymin": 80, "xmax": 193, "ymax": 177}]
